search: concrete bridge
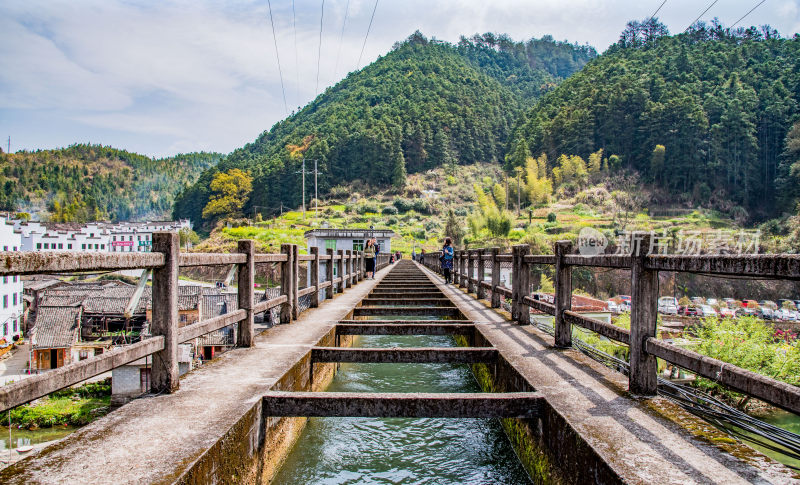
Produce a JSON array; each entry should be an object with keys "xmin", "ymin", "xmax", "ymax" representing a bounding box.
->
[{"xmin": 0, "ymin": 234, "xmax": 798, "ymax": 483}]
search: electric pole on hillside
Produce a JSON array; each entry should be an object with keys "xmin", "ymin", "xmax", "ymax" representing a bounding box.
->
[
  {"xmin": 505, "ymin": 176, "xmax": 509, "ymax": 211},
  {"xmin": 296, "ymin": 159, "xmax": 307, "ymax": 220},
  {"xmin": 6, "ymin": 136, "xmax": 9, "ymax": 154},
  {"xmin": 516, "ymin": 168, "xmax": 522, "ymax": 216},
  {"xmin": 308, "ymin": 159, "xmax": 321, "ymax": 219}
]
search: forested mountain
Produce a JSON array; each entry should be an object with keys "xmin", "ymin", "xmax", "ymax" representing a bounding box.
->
[
  {"xmin": 509, "ymin": 20, "xmax": 800, "ymax": 220},
  {"xmin": 0, "ymin": 144, "xmax": 221, "ymax": 221},
  {"xmin": 173, "ymin": 32, "xmax": 596, "ymax": 229}
]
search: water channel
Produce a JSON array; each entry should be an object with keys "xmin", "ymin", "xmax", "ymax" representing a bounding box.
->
[{"xmin": 272, "ymin": 316, "xmax": 533, "ymax": 484}]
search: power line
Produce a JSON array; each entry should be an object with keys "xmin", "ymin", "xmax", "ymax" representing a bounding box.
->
[
  {"xmin": 356, "ymin": 0, "xmax": 379, "ymax": 70},
  {"xmin": 333, "ymin": 0, "xmax": 351, "ymax": 80},
  {"xmin": 646, "ymin": 0, "xmax": 667, "ymax": 23},
  {"xmin": 731, "ymin": 0, "xmax": 767, "ymax": 29},
  {"xmin": 685, "ymin": 0, "xmax": 719, "ymax": 31},
  {"xmin": 315, "ymin": 0, "xmax": 325, "ymax": 97},
  {"xmin": 292, "ymin": 0, "xmax": 300, "ymax": 110},
  {"xmin": 266, "ymin": 0, "xmax": 289, "ymax": 115}
]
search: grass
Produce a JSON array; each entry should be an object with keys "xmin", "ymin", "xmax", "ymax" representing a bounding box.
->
[{"xmin": 1, "ymin": 379, "xmax": 111, "ymax": 429}]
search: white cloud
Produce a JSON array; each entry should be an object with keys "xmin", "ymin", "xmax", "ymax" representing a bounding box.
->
[{"xmin": 0, "ymin": 0, "xmax": 798, "ymax": 157}]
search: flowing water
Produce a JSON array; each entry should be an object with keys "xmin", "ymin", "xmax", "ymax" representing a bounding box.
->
[{"xmin": 272, "ymin": 332, "xmax": 532, "ymax": 484}]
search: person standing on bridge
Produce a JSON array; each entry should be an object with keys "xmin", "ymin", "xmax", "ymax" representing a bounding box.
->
[
  {"xmin": 440, "ymin": 237, "xmax": 454, "ymax": 284},
  {"xmin": 364, "ymin": 238, "xmax": 376, "ymax": 279}
]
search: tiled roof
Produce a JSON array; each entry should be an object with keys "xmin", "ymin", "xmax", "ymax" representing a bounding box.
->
[
  {"xmin": 32, "ymin": 306, "xmax": 81, "ymax": 349},
  {"xmin": 201, "ymin": 294, "xmax": 238, "ymax": 321},
  {"xmin": 178, "ymin": 295, "xmax": 200, "ymax": 311},
  {"xmin": 24, "ymin": 279, "xmax": 64, "ymax": 292},
  {"xmin": 196, "ymin": 326, "xmax": 236, "ymax": 347},
  {"xmin": 39, "ymin": 295, "xmax": 85, "ymax": 307}
]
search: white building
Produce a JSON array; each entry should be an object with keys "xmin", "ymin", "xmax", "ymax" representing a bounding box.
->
[
  {"xmin": 304, "ymin": 228, "xmax": 394, "ymax": 255},
  {"xmin": 0, "ymin": 218, "xmax": 24, "ymax": 343},
  {"xmin": 13, "ymin": 220, "xmax": 191, "ymax": 253}
]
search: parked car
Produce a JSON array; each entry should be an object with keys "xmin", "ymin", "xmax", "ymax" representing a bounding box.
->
[
  {"xmin": 678, "ymin": 305, "xmax": 699, "ymax": 317},
  {"xmin": 742, "ymin": 299, "xmax": 759, "ymax": 308},
  {"xmin": 690, "ymin": 296, "xmax": 705, "ymax": 305},
  {"xmin": 719, "ymin": 307, "xmax": 737, "ymax": 318},
  {"xmin": 612, "ymin": 295, "xmax": 631, "ymax": 312},
  {"xmin": 607, "ymin": 300, "xmax": 620, "ymax": 313},
  {"xmin": 706, "ymin": 298, "xmax": 719, "ymax": 307},
  {"xmin": 759, "ymin": 300, "xmax": 778, "ymax": 310},
  {"xmin": 697, "ymin": 305, "xmax": 718, "ymax": 318},
  {"xmin": 658, "ymin": 296, "xmax": 678, "ymax": 315},
  {"xmin": 757, "ymin": 307, "xmax": 775, "ymax": 320},
  {"xmin": 777, "ymin": 299, "xmax": 797, "ymax": 310},
  {"xmin": 723, "ymin": 298, "xmax": 737, "ymax": 306}
]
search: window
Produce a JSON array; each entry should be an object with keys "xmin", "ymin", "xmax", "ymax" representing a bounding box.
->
[
  {"xmin": 94, "ymin": 244, "xmax": 99, "ymax": 250},
  {"xmin": 13, "ymin": 246, "xmax": 17, "ymax": 251},
  {"xmin": 101, "ymin": 244, "xmax": 105, "ymax": 250},
  {"xmin": 12, "ymin": 276, "xmax": 17, "ymax": 283},
  {"xmin": 68, "ymin": 244, "xmax": 72, "ymax": 249},
  {"xmin": 58, "ymin": 243, "xmax": 63, "ymax": 249},
  {"xmin": 2, "ymin": 322, "xmax": 6, "ymax": 336},
  {"xmin": 12, "ymin": 319, "xmax": 17, "ymax": 333},
  {"xmin": 352, "ymin": 240, "xmax": 364, "ymax": 251},
  {"xmin": 13, "ymin": 293, "xmax": 17, "ymax": 306},
  {"xmin": 36, "ymin": 243, "xmax": 41, "ymax": 250},
  {"xmin": 44, "ymin": 243, "xmax": 49, "ymax": 249},
  {"xmin": 138, "ymin": 235, "xmax": 141, "ymax": 241},
  {"xmin": 180, "ymin": 314, "xmax": 187, "ymax": 323},
  {"xmin": 2, "ymin": 277, "xmax": 6, "ymax": 284},
  {"xmin": 79, "ymin": 350, "xmax": 88, "ymax": 361},
  {"xmin": 2, "ymin": 246, "xmax": 6, "ymax": 251},
  {"xmin": 325, "ymin": 239, "xmax": 337, "ymax": 251},
  {"xmin": 129, "ymin": 236, "xmax": 133, "ymax": 241},
  {"xmin": 82, "ymin": 244, "xmax": 86, "ymax": 250},
  {"xmin": 89, "ymin": 233, "xmax": 94, "ymax": 237},
  {"xmin": 2, "ymin": 295, "xmax": 7, "ymax": 309},
  {"xmin": 113, "ymin": 236, "xmax": 116, "ymax": 242}
]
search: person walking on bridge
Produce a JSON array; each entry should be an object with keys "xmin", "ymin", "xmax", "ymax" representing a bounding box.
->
[
  {"xmin": 440, "ymin": 237, "xmax": 454, "ymax": 284},
  {"xmin": 364, "ymin": 238, "xmax": 376, "ymax": 279}
]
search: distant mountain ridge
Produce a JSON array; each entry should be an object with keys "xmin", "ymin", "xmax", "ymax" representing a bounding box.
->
[
  {"xmin": 0, "ymin": 144, "xmax": 221, "ymax": 221},
  {"xmin": 173, "ymin": 31, "xmax": 596, "ymax": 229}
]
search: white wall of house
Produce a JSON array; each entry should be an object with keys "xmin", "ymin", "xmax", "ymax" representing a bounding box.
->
[{"xmin": 0, "ymin": 218, "xmax": 24, "ymax": 343}]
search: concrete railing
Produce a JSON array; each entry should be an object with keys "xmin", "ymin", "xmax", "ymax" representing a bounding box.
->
[
  {"xmin": 0, "ymin": 234, "xmax": 382, "ymax": 412},
  {"xmin": 420, "ymin": 235, "xmax": 800, "ymax": 415}
]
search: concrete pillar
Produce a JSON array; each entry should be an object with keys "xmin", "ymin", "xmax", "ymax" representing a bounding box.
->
[
  {"xmin": 337, "ymin": 250, "xmax": 345, "ymax": 293},
  {"xmin": 453, "ymin": 251, "xmax": 460, "ymax": 285},
  {"xmin": 292, "ymin": 244, "xmax": 300, "ymax": 319},
  {"xmin": 511, "ymin": 246, "xmax": 522, "ymax": 322},
  {"xmin": 280, "ymin": 243, "xmax": 294, "ymax": 323},
  {"xmin": 151, "ymin": 232, "xmax": 179, "ymax": 393},
  {"xmin": 467, "ymin": 250, "xmax": 475, "ymax": 293},
  {"xmin": 326, "ymin": 248, "xmax": 335, "ymax": 297},
  {"xmin": 490, "ymin": 248, "xmax": 501, "ymax": 308},
  {"xmin": 344, "ymin": 249, "xmax": 353, "ymax": 288},
  {"xmin": 310, "ymin": 246, "xmax": 320, "ymax": 308},
  {"xmin": 477, "ymin": 248, "xmax": 486, "ymax": 300},
  {"xmin": 236, "ymin": 239, "xmax": 255, "ymax": 347},
  {"xmin": 630, "ymin": 232, "xmax": 658, "ymax": 395},
  {"xmin": 554, "ymin": 241, "xmax": 573, "ymax": 347},
  {"xmin": 516, "ymin": 245, "xmax": 531, "ymax": 325},
  {"xmin": 460, "ymin": 250, "xmax": 468, "ymax": 289}
]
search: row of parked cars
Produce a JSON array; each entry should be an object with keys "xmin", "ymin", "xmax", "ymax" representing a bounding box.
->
[{"xmin": 656, "ymin": 296, "xmax": 800, "ymax": 321}]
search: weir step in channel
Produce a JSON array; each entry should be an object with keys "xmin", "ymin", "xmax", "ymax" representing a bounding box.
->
[{"xmin": 269, "ymin": 257, "xmax": 541, "ymax": 433}]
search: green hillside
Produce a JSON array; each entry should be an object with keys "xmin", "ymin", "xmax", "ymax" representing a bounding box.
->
[
  {"xmin": 509, "ymin": 20, "xmax": 800, "ymax": 221},
  {"xmin": 0, "ymin": 144, "xmax": 221, "ymax": 221},
  {"xmin": 173, "ymin": 32, "xmax": 596, "ymax": 230}
]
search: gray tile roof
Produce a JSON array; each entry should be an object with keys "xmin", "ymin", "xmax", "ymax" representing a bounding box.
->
[
  {"xmin": 32, "ymin": 306, "xmax": 81, "ymax": 349},
  {"xmin": 201, "ymin": 294, "xmax": 238, "ymax": 321}
]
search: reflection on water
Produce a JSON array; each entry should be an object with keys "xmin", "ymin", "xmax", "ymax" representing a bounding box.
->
[
  {"xmin": 750, "ymin": 411, "xmax": 800, "ymax": 470},
  {"xmin": 0, "ymin": 426, "xmax": 76, "ymax": 451},
  {"xmin": 272, "ymin": 334, "xmax": 532, "ymax": 485}
]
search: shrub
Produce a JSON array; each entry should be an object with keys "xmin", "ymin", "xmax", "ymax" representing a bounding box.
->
[
  {"xmin": 411, "ymin": 199, "xmax": 432, "ymax": 214},
  {"xmin": 382, "ymin": 206, "xmax": 398, "ymax": 215},
  {"xmin": 547, "ymin": 212, "xmax": 557, "ymax": 223},
  {"xmin": 393, "ymin": 197, "xmax": 413, "ymax": 212}
]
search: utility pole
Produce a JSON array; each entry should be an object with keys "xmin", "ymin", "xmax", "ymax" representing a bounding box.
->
[
  {"xmin": 6, "ymin": 136, "xmax": 9, "ymax": 154},
  {"xmin": 295, "ymin": 159, "xmax": 307, "ymax": 220},
  {"xmin": 309, "ymin": 159, "xmax": 321, "ymax": 219},
  {"xmin": 505, "ymin": 176, "xmax": 509, "ymax": 211},
  {"xmin": 516, "ymin": 169, "xmax": 521, "ymax": 216}
]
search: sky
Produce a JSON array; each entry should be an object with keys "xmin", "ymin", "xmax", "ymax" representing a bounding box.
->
[{"xmin": 1, "ymin": 0, "xmax": 799, "ymax": 158}]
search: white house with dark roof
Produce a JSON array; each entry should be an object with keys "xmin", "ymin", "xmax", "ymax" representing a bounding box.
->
[{"xmin": 0, "ymin": 217, "xmax": 23, "ymax": 344}]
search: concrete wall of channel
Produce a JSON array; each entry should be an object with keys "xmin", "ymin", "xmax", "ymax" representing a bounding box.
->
[
  {"xmin": 172, "ymin": 323, "xmax": 354, "ymax": 485},
  {"xmin": 454, "ymin": 332, "xmax": 620, "ymax": 484}
]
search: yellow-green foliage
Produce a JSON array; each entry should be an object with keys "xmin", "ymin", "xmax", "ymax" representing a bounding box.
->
[
  {"xmin": 202, "ymin": 168, "xmax": 253, "ymax": 220},
  {"xmin": 525, "ymin": 154, "xmax": 552, "ymax": 205},
  {"xmin": 552, "ymin": 154, "xmax": 588, "ymax": 188}
]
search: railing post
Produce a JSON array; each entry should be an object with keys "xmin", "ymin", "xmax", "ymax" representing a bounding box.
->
[
  {"xmin": 477, "ymin": 248, "xmax": 486, "ymax": 300},
  {"xmin": 337, "ymin": 249, "xmax": 345, "ymax": 293},
  {"xmin": 490, "ymin": 247, "xmax": 501, "ymax": 308},
  {"xmin": 455, "ymin": 251, "xmax": 462, "ymax": 285},
  {"xmin": 151, "ymin": 232, "xmax": 179, "ymax": 393},
  {"xmin": 346, "ymin": 250, "xmax": 352, "ymax": 286},
  {"xmin": 310, "ymin": 246, "xmax": 320, "ymax": 308},
  {"xmin": 292, "ymin": 244, "xmax": 300, "ymax": 319},
  {"xmin": 518, "ymin": 245, "xmax": 531, "ymax": 325},
  {"xmin": 280, "ymin": 243, "xmax": 294, "ymax": 323},
  {"xmin": 554, "ymin": 241, "xmax": 573, "ymax": 347},
  {"xmin": 511, "ymin": 246, "xmax": 522, "ymax": 321},
  {"xmin": 630, "ymin": 232, "xmax": 658, "ymax": 395},
  {"xmin": 460, "ymin": 250, "xmax": 468, "ymax": 289},
  {"xmin": 237, "ymin": 239, "xmax": 255, "ymax": 347},
  {"xmin": 467, "ymin": 250, "xmax": 475, "ymax": 293},
  {"xmin": 326, "ymin": 248, "xmax": 335, "ymax": 297}
]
